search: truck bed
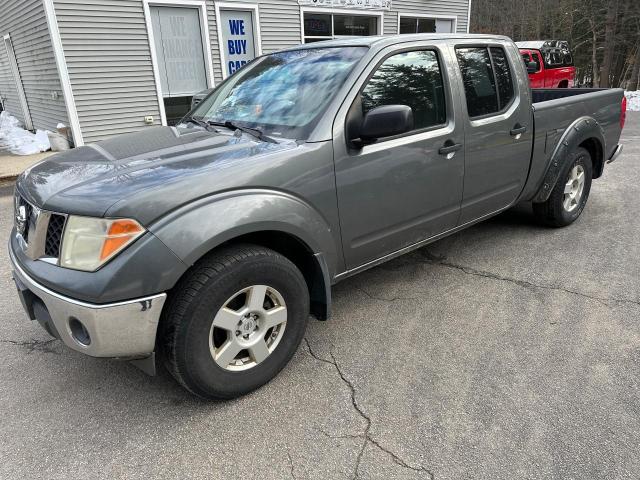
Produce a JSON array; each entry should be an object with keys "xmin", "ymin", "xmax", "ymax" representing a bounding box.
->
[
  {"xmin": 520, "ymin": 87, "xmax": 625, "ymax": 201},
  {"xmin": 531, "ymin": 88, "xmax": 614, "ymax": 103}
]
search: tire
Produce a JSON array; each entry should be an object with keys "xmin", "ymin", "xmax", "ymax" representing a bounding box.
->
[
  {"xmin": 533, "ymin": 146, "xmax": 593, "ymax": 227},
  {"xmin": 159, "ymin": 244, "xmax": 310, "ymax": 400}
]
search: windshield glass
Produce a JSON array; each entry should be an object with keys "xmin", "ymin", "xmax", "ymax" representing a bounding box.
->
[{"xmin": 190, "ymin": 47, "xmax": 367, "ymax": 140}]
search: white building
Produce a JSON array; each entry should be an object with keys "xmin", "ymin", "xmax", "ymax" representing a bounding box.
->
[{"xmin": 0, "ymin": 0, "xmax": 471, "ymax": 146}]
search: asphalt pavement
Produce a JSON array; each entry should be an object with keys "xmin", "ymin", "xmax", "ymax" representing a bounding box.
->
[{"xmin": 0, "ymin": 115, "xmax": 638, "ymax": 479}]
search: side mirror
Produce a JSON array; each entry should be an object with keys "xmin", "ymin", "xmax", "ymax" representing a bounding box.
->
[
  {"xmin": 357, "ymin": 105, "xmax": 414, "ymax": 144},
  {"xmin": 527, "ymin": 61, "xmax": 539, "ymax": 74}
]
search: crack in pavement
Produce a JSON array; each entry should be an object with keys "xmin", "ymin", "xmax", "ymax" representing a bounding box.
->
[
  {"xmin": 304, "ymin": 338, "xmax": 434, "ymax": 479},
  {"xmin": 365, "ymin": 249, "xmax": 640, "ymax": 309},
  {"xmin": 0, "ymin": 338, "xmax": 61, "ymax": 354},
  {"xmin": 286, "ymin": 451, "xmax": 297, "ymax": 480}
]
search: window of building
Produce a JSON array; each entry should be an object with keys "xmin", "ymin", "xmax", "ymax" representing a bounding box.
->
[
  {"xmin": 149, "ymin": 5, "xmax": 210, "ymax": 124},
  {"xmin": 360, "ymin": 50, "xmax": 446, "ymax": 132},
  {"xmin": 399, "ymin": 15, "xmax": 455, "ymax": 34},
  {"xmin": 399, "ymin": 16, "xmax": 435, "ymax": 33},
  {"xmin": 455, "ymin": 46, "xmax": 515, "ymax": 118},
  {"xmin": 303, "ymin": 12, "xmax": 379, "ymax": 43}
]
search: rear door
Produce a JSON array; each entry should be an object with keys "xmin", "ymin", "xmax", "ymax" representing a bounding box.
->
[
  {"xmin": 453, "ymin": 42, "xmax": 532, "ymax": 223},
  {"xmin": 333, "ymin": 42, "xmax": 465, "ymax": 269}
]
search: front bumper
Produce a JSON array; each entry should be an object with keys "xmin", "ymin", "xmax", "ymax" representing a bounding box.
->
[{"xmin": 10, "ymin": 248, "xmax": 167, "ymax": 358}]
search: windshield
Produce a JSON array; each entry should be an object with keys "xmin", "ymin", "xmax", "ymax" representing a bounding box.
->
[{"xmin": 190, "ymin": 47, "xmax": 367, "ymax": 140}]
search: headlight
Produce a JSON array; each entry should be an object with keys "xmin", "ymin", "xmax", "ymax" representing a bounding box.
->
[{"xmin": 60, "ymin": 216, "xmax": 145, "ymax": 271}]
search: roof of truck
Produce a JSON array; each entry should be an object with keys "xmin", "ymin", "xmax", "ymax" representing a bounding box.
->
[{"xmin": 282, "ymin": 33, "xmax": 513, "ymax": 51}]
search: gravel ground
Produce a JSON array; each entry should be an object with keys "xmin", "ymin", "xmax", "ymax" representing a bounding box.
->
[{"xmin": 0, "ymin": 115, "xmax": 638, "ymax": 480}]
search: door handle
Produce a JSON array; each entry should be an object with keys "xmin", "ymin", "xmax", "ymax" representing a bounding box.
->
[
  {"xmin": 510, "ymin": 124, "xmax": 527, "ymax": 136},
  {"xmin": 438, "ymin": 142, "xmax": 463, "ymax": 155}
]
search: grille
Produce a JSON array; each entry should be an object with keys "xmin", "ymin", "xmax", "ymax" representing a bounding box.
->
[
  {"xmin": 15, "ymin": 191, "xmax": 67, "ymax": 260},
  {"xmin": 45, "ymin": 214, "xmax": 66, "ymax": 258}
]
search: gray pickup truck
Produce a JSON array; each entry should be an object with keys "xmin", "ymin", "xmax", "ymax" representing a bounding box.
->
[{"xmin": 10, "ymin": 34, "xmax": 625, "ymax": 399}]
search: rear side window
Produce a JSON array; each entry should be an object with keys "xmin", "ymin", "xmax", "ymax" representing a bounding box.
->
[
  {"xmin": 455, "ymin": 47, "xmax": 498, "ymax": 117},
  {"xmin": 361, "ymin": 50, "xmax": 446, "ymax": 131},
  {"xmin": 489, "ymin": 47, "xmax": 514, "ymax": 109},
  {"xmin": 456, "ymin": 46, "xmax": 515, "ymax": 118}
]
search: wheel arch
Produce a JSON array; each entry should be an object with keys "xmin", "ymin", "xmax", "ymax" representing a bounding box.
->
[
  {"xmin": 216, "ymin": 230, "xmax": 332, "ymax": 320},
  {"xmin": 150, "ymin": 190, "xmax": 338, "ymax": 320},
  {"xmin": 533, "ymin": 116, "xmax": 605, "ymax": 203}
]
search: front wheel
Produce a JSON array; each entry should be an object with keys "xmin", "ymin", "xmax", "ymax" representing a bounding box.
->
[
  {"xmin": 533, "ymin": 146, "xmax": 593, "ymax": 227},
  {"xmin": 159, "ymin": 245, "xmax": 310, "ymax": 399}
]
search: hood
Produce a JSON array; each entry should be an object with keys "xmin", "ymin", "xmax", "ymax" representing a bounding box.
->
[{"xmin": 17, "ymin": 126, "xmax": 298, "ymax": 224}]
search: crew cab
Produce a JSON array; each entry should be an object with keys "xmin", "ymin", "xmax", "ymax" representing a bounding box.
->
[
  {"xmin": 10, "ymin": 35, "xmax": 625, "ymax": 399},
  {"xmin": 517, "ymin": 40, "xmax": 576, "ymax": 88}
]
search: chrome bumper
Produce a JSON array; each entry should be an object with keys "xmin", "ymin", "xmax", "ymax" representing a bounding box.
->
[
  {"xmin": 607, "ymin": 144, "xmax": 623, "ymax": 164},
  {"xmin": 10, "ymin": 250, "xmax": 166, "ymax": 358}
]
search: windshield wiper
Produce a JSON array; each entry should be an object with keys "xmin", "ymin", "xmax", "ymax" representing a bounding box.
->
[
  {"xmin": 209, "ymin": 120, "xmax": 278, "ymax": 144},
  {"xmin": 183, "ymin": 116, "xmax": 217, "ymax": 132}
]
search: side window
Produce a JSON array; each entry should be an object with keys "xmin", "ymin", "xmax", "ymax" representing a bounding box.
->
[
  {"xmin": 531, "ymin": 53, "xmax": 542, "ymax": 70},
  {"xmin": 361, "ymin": 50, "xmax": 446, "ymax": 131},
  {"xmin": 456, "ymin": 46, "xmax": 515, "ymax": 118},
  {"xmin": 489, "ymin": 47, "xmax": 514, "ymax": 109},
  {"xmin": 455, "ymin": 47, "xmax": 499, "ymax": 118}
]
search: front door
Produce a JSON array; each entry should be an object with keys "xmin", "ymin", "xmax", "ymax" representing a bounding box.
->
[
  {"xmin": 454, "ymin": 44, "xmax": 532, "ymax": 223},
  {"xmin": 335, "ymin": 46, "xmax": 465, "ymax": 269},
  {"xmin": 150, "ymin": 6, "xmax": 209, "ymax": 124}
]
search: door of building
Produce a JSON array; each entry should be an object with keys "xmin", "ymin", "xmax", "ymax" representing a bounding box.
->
[
  {"xmin": 150, "ymin": 6, "xmax": 209, "ymax": 124},
  {"xmin": 3, "ymin": 34, "xmax": 33, "ymax": 130}
]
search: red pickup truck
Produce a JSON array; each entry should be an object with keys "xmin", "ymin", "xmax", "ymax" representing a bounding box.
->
[{"xmin": 517, "ymin": 40, "xmax": 576, "ymax": 88}]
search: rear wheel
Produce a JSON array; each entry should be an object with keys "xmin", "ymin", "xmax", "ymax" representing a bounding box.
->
[
  {"xmin": 533, "ymin": 146, "xmax": 593, "ymax": 227},
  {"xmin": 160, "ymin": 244, "xmax": 310, "ymax": 399}
]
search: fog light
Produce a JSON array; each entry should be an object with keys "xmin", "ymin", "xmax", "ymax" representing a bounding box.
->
[{"xmin": 69, "ymin": 318, "xmax": 91, "ymax": 346}]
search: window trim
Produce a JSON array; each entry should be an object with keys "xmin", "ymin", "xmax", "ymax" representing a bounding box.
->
[
  {"xmin": 397, "ymin": 13, "xmax": 457, "ymax": 34},
  {"xmin": 348, "ymin": 46, "xmax": 450, "ymax": 145},
  {"xmin": 300, "ymin": 7, "xmax": 383, "ymax": 43},
  {"xmin": 454, "ymin": 43, "xmax": 518, "ymax": 121}
]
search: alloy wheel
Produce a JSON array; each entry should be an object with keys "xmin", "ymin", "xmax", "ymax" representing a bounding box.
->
[
  {"xmin": 563, "ymin": 164, "xmax": 586, "ymax": 212},
  {"xmin": 208, "ymin": 285, "xmax": 287, "ymax": 371}
]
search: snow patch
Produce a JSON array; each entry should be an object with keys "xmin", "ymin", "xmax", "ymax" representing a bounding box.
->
[
  {"xmin": 625, "ymin": 91, "xmax": 640, "ymax": 112},
  {"xmin": 0, "ymin": 111, "xmax": 51, "ymax": 155}
]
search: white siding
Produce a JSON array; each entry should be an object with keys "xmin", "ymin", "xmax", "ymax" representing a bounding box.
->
[
  {"xmin": 0, "ymin": 0, "xmax": 68, "ymax": 131},
  {"xmin": 53, "ymin": 0, "xmax": 162, "ymax": 143}
]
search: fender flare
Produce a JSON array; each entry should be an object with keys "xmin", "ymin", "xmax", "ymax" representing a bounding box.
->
[
  {"xmin": 148, "ymin": 189, "xmax": 339, "ymax": 318},
  {"xmin": 533, "ymin": 116, "xmax": 605, "ymax": 203}
]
